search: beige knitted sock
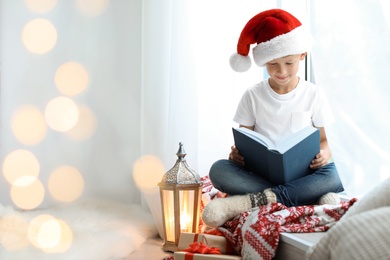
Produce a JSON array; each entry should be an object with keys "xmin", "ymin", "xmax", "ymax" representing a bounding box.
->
[
  {"xmin": 202, "ymin": 189, "xmax": 277, "ymax": 227},
  {"xmin": 318, "ymin": 192, "xmax": 340, "ymax": 205}
]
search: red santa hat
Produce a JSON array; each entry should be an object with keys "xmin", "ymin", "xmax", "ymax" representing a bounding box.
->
[{"xmin": 229, "ymin": 9, "xmax": 314, "ymax": 72}]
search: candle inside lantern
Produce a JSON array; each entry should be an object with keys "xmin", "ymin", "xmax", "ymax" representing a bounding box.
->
[{"xmin": 180, "ymin": 213, "xmax": 190, "ymax": 232}]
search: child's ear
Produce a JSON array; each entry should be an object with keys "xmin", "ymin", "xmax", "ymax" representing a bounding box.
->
[{"xmin": 300, "ymin": 53, "xmax": 307, "ymax": 60}]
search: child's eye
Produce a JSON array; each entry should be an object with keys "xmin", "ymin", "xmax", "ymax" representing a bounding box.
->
[{"xmin": 286, "ymin": 63, "xmax": 293, "ymax": 65}]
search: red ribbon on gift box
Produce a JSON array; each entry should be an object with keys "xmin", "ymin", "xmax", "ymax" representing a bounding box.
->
[
  {"xmin": 184, "ymin": 253, "xmax": 195, "ymax": 260},
  {"xmin": 183, "ymin": 241, "xmax": 222, "ymax": 255}
]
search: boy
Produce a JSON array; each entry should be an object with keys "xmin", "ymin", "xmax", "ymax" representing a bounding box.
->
[{"xmin": 202, "ymin": 9, "xmax": 344, "ymax": 227}]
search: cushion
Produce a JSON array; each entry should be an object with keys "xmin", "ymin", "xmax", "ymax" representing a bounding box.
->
[
  {"xmin": 305, "ymin": 207, "xmax": 390, "ymax": 260},
  {"xmin": 306, "ymin": 177, "xmax": 390, "ymax": 259}
]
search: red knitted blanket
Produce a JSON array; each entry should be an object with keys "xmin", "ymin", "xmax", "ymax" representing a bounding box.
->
[{"xmin": 216, "ymin": 199, "xmax": 357, "ymax": 259}]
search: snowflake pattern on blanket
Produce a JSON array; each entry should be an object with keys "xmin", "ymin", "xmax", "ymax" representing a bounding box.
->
[{"xmin": 217, "ymin": 199, "xmax": 357, "ymax": 260}]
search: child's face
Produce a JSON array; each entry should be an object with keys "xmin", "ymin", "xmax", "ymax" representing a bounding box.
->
[{"xmin": 265, "ymin": 53, "xmax": 306, "ymax": 89}]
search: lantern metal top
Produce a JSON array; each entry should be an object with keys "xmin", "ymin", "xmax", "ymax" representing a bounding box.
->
[{"xmin": 160, "ymin": 142, "xmax": 202, "ymax": 185}]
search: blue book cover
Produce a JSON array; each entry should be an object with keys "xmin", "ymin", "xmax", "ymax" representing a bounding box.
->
[{"xmin": 232, "ymin": 126, "xmax": 320, "ymax": 185}]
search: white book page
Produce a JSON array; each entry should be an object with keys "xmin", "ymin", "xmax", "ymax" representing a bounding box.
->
[
  {"xmin": 275, "ymin": 126, "xmax": 317, "ymax": 153},
  {"xmin": 236, "ymin": 127, "xmax": 275, "ymax": 149}
]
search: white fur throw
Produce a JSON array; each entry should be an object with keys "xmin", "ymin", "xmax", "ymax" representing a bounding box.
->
[
  {"xmin": 306, "ymin": 177, "xmax": 390, "ymax": 259},
  {"xmin": 0, "ymin": 199, "xmax": 158, "ymax": 260}
]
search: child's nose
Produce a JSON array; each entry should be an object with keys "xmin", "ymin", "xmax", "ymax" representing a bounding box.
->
[{"xmin": 277, "ymin": 65, "xmax": 287, "ymax": 74}]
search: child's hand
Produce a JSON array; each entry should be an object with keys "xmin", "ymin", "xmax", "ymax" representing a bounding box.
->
[
  {"xmin": 229, "ymin": 145, "xmax": 245, "ymax": 166},
  {"xmin": 310, "ymin": 149, "xmax": 330, "ymax": 169}
]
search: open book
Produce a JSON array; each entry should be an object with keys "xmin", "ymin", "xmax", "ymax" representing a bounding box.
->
[{"xmin": 232, "ymin": 126, "xmax": 320, "ymax": 185}]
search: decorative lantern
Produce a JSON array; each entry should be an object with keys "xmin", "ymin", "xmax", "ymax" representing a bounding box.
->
[{"xmin": 158, "ymin": 142, "xmax": 203, "ymax": 252}]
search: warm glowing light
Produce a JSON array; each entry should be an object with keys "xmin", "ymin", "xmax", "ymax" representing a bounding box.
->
[
  {"xmin": 42, "ymin": 219, "xmax": 73, "ymax": 253},
  {"xmin": 55, "ymin": 62, "xmax": 89, "ymax": 96},
  {"xmin": 133, "ymin": 155, "xmax": 165, "ymax": 190},
  {"xmin": 75, "ymin": 0, "xmax": 109, "ymax": 17},
  {"xmin": 44, "ymin": 96, "xmax": 79, "ymax": 132},
  {"xmin": 10, "ymin": 179, "xmax": 45, "ymax": 209},
  {"xmin": 179, "ymin": 190, "xmax": 194, "ymax": 233},
  {"xmin": 11, "ymin": 105, "xmax": 47, "ymax": 145},
  {"xmin": 13, "ymin": 175, "xmax": 38, "ymax": 187},
  {"xmin": 3, "ymin": 149, "xmax": 40, "ymax": 186},
  {"xmin": 161, "ymin": 190, "xmax": 175, "ymax": 241},
  {"xmin": 22, "ymin": 18, "xmax": 57, "ymax": 54},
  {"xmin": 65, "ymin": 103, "xmax": 97, "ymax": 140},
  {"xmin": 28, "ymin": 215, "xmax": 73, "ymax": 253},
  {"xmin": 28, "ymin": 215, "xmax": 54, "ymax": 248},
  {"xmin": 48, "ymin": 165, "xmax": 84, "ymax": 202},
  {"xmin": 24, "ymin": 0, "xmax": 57, "ymax": 13},
  {"xmin": 180, "ymin": 213, "xmax": 190, "ymax": 232},
  {"xmin": 37, "ymin": 219, "xmax": 62, "ymax": 249}
]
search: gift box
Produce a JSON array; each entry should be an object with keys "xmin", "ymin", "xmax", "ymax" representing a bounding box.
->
[
  {"xmin": 174, "ymin": 252, "xmax": 242, "ymax": 260},
  {"xmin": 178, "ymin": 233, "xmax": 235, "ymax": 254}
]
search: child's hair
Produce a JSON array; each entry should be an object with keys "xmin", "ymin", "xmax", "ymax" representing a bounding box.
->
[{"xmin": 229, "ymin": 9, "xmax": 313, "ymax": 72}]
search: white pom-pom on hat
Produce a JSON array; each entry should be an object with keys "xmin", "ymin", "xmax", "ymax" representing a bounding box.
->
[{"xmin": 229, "ymin": 53, "xmax": 252, "ymax": 72}]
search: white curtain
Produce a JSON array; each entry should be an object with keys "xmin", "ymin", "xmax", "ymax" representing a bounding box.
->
[{"xmin": 310, "ymin": 0, "xmax": 390, "ymax": 197}]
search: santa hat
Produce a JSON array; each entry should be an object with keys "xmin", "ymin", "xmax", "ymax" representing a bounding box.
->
[{"xmin": 229, "ymin": 9, "xmax": 314, "ymax": 72}]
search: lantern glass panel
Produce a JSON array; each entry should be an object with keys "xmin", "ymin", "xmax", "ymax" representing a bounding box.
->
[
  {"xmin": 161, "ymin": 189, "xmax": 175, "ymax": 242},
  {"xmin": 179, "ymin": 189, "xmax": 195, "ymax": 233}
]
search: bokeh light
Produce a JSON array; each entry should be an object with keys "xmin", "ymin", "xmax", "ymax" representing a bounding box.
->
[
  {"xmin": 41, "ymin": 219, "xmax": 73, "ymax": 253},
  {"xmin": 37, "ymin": 218, "xmax": 62, "ymax": 249},
  {"xmin": 28, "ymin": 215, "xmax": 73, "ymax": 253},
  {"xmin": 55, "ymin": 61, "xmax": 89, "ymax": 96},
  {"xmin": 44, "ymin": 96, "xmax": 79, "ymax": 132},
  {"xmin": 75, "ymin": 0, "xmax": 109, "ymax": 17},
  {"xmin": 65, "ymin": 103, "xmax": 97, "ymax": 140},
  {"xmin": 11, "ymin": 105, "xmax": 47, "ymax": 145},
  {"xmin": 24, "ymin": 0, "xmax": 57, "ymax": 14},
  {"xmin": 28, "ymin": 215, "xmax": 55, "ymax": 249},
  {"xmin": 48, "ymin": 165, "xmax": 84, "ymax": 202},
  {"xmin": 22, "ymin": 18, "xmax": 57, "ymax": 54},
  {"xmin": 13, "ymin": 175, "xmax": 39, "ymax": 187},
  {"xmin": 10, "ymin": 179, "xmax": 45, "ymax": 209},
  {"xmin": 3, "ymin": 149, "xmax": 40, "ymax": 186},
  {"xmin": 133, "ymin": 155, "xmax": 165, "ymax": 190}
]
